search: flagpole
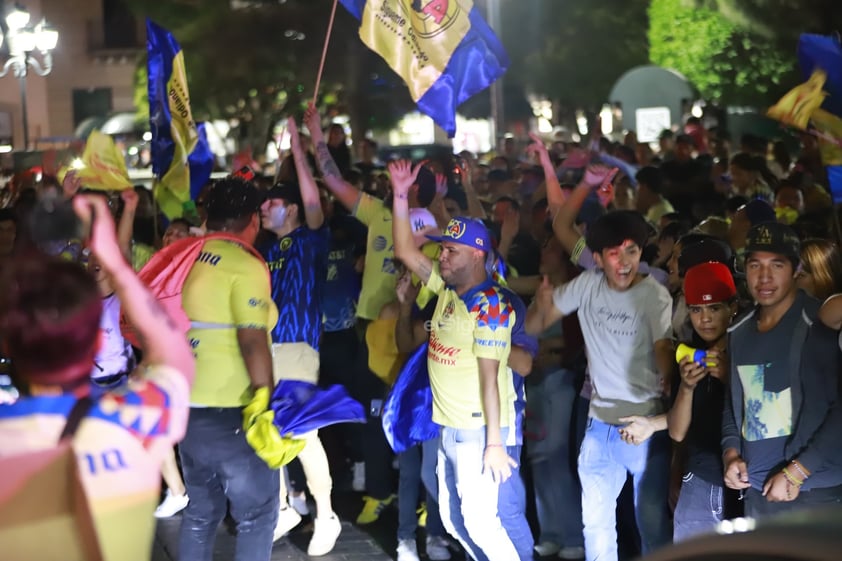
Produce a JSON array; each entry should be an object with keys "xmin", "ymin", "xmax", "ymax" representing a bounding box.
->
[{"xmin": 313, "ymin": 0, "xmax": 339, "ymax": 104}]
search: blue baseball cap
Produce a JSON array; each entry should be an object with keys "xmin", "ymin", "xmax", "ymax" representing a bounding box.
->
[{"xmin": 426, "ymin": 217, "xmax": 491, "ymax": 252}]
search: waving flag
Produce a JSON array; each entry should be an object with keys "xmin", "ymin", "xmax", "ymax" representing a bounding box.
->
[
  {"xmin": 766, "ymin": 69, "xmax": 827, "ymax": 131},
  {"xmin": 188, "ymin": 123, "xmax": 214, "ymax": 201},
  {"xmin": 73, "ymin": 130, "xmax": 133, "ymax": 191},
  {"xmin": 147, "ymin": 19, "xmax": 198, "ymax": 219},
  {"xmin": 339, "ymin": 0, "xmax": 508, "ymax": 137}
]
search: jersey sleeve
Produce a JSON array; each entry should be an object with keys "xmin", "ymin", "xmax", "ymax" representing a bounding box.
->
[
  {"xmin": 425, "ymin": 262, "xmax": 446, "ymax": 295},
  {"xmin": 470, "ymin": 288, "xmax": 513, "ymax": 361},
  {"xmin": 353, "ymin": 193, "xmax": 386, "ymax": 227},
  {"xmin": 230, "ymin": 256, "xmax": 273, "ymax": 329}
]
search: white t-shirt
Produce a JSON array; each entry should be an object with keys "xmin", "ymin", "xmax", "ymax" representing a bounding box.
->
[
  {"xmin": 553, "ymin": 269, "xmax": 672, "ymax": 424},
  {"xmin": 92, "ymin": 294, "xmax": 135, "ymax": 381}
]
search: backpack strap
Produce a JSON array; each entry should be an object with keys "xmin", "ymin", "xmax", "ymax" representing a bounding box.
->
[{"xmin": 58, "ymin": 396, "xmax": 94, "ymax": 443}]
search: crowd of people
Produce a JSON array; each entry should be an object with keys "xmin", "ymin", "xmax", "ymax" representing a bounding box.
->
[{"xmin": 1, "ymin": 104, "xmax": 842, "ymax": 561}]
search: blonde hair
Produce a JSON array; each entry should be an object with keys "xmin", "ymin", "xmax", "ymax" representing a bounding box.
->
[{"xmin": 800, "ymin": 239, "xmax": 842, "ymax": 300}]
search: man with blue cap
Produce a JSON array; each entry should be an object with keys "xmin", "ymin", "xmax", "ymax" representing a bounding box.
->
[{"xmin": 390, "ymin": 159, "xmax": 526, "ymax": 561}]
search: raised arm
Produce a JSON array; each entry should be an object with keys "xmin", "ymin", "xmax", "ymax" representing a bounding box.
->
[
  {"xmin": 72, "ymin": 195, "xmax": 194, "ymax": 382},
  {"xmin": 391, "ymin": 160, "xmax": 433, "ymax": 283},
  {"xmin": 288, "ymin": 116, "xmax": 324, "ymax": 230},
  {"xmin": 551, "ymin": 165, "xmax": 618, "ymax": 256},
  {"xmin": 460, "ymin": 159, "xmax": 487, "ymax": 220},
  {"xmin": 117, "ymin": 188, "xmax": 139, "ymax": 262},
  {"xmin": 394, "ymin": 271, "xmax": 428, "ymax": 352},
  {"xmin": 526, "ymin": 133, "xmax": 564, "ymax": 209},
  {"xmin": 525, "ymin": 276, "xmax": 563, "ymax": 335},
  {"xmin": 304, "ymin": 102, "xmax": 361, "ymax": 212}
]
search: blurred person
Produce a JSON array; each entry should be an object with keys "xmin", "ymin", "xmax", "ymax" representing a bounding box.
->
[
  {"xmin": 729, "ymin": 153, "xmax": 775, "ymax": 202},
  {"xmin": 669, "ymin": 263, "xmax": 740, "ymax": 541},
  {"xmin": 0, "ymin": 194, "xmax": 194, "ymax": 560},
  {"xmin": 774, "ymin": 181, "xmax": 805, "ymax": 225},
  {"xmin": 635, "ymin": 166, "xmax": 674, "ymax": 223},
  {"xmin": 723, "ymin": 223, "xmax": 842, "ymax": 519},
  {"xmin": 327, "ymin": 123, "xmax": 352, "ymax": 176},
  {"xmin": 796, "ymin": 239, "xmax": 842, "ymax": 301},
  {"xmin": 162, "ymin": 217, "xmax": 192, "ymax": 248},
  {"xmin": 694, "ymin": 217, "xmax": 730, "ymax": 241},
  {"xmin": 770, "ymin": 140, "xmax": 792, "ymax": 179},
  {"xmin": 0, "ymin": 208, "xmax": 16, "ymax": 270}
]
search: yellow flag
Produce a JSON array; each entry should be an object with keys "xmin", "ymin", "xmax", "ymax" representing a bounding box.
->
[
  {"xmin": 153, "ymin": 49, "xmax": 198, "ymax": 219},
  {"xmin": 811, "ymin": 109, "xmax": 842, "ymax": 166},
  {"xmin": 767, "ymin": 69, "xmax": 828, "ymax": 130},
  {"xmin": 71, "ymin": 130, "xmax": 132, "ymax": 191}
]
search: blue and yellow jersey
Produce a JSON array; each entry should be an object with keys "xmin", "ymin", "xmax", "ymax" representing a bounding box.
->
[
  {"xmin": 354, "ymin": 193, "xmax": 397, "ymax": 320},
  {"xmin": 425, "ymin": 265, "xmax": 516, "ymax": 429},
  {"xmin": 260, "ymin": 225, "xmax": 329, "ymax": 350},
  {"xmin": 181, "ymin": 239, "xmax": 277, "ymax": 407},
  {"xmin": 0, "ymin": 365, "xmax": 189, "ymax": 561}
]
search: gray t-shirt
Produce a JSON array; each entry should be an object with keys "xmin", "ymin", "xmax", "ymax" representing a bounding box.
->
[{"xmin": 553, "ymin": 269, "xmax": 672, "ymax": 424}]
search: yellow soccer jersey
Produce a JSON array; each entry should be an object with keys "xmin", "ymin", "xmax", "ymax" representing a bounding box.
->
[
  {"xmin": 425, "ymin": 265, "xmax": 516, "ymax": 429},
  {"xmin": 181, "ymin": 239, "xmax": 278, "ymax": 407},
  {"xmin": 0, "ymin": 365, "xmax": 189, "ymax": 561},
  {"xmin": 354, "ymin": 193, "xmax": 398, "ymax": 320}
]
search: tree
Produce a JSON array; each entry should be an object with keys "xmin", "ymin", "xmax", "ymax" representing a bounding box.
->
[
  {"xmin": 648, "ymin": 0, "xmax": 797, "ymax": 107},
  {"xmin": 124, "ymin": 0, "xmax": 413, "ymax": 151},
  {"xmin": 499, "ymin": 0, "xmax": 650, "ymax": 125},
  {"xmin": 692, "ymin": 0, "xmax": 842, "ymax": 42}
]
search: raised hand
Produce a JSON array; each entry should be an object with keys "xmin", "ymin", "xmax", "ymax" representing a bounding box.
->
[
  {"xmin": 388, "ymin": 160, "xmax": 424, "ymax": 201},
  {"xmin": 303, "ymin": 102, "xmax": 322, "ymax": 139},
  {"xmin": 72, "ymin": 194, "xmax": 124, "ymax": 269},
  {"xmin": 583, "ymin": 164, "xmax": 619, "ymax": 189}
]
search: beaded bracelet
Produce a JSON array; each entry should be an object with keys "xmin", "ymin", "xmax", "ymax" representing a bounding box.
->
[
  {"xmin": 782, "ymin": 467, "xmax": 803, "ymax": 487},
  {"xmin": 790, "ymin": 460, "xmax": 810, "ymax": 480}
]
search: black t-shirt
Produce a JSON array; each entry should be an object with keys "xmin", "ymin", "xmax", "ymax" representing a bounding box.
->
[
  {"xmin": 735, "ymin": 301, "xmax": 801, "ymax": 489},
  {"xmin": 671, "ymin": 369, "xmax": 727, "ymax": 483}
]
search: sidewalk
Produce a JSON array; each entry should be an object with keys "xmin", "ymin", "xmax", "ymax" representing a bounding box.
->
[{"xmin": 151, "ymin": 490, "xmax": 400, "ymax": 561}]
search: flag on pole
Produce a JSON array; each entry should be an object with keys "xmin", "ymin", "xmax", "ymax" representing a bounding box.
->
[
  {"xmin": 147, "ymin": 19, "xmax": 198, "ymax": 219},
  {"xmin": 338, "ymin": 0, "xmax": 509, "ymax": 137},
  {"xmin": 73, "ymin": 130, "xmax": 133, "ymax": 191}
]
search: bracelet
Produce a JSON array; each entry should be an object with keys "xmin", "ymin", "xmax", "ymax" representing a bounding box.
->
[
  {"xmin": 782, "ymin": 467, "xmax": 803, "ymax": 487},
  {"xmin": 790, "ymin": 459, "xmax": 810, "ymax": 479}
]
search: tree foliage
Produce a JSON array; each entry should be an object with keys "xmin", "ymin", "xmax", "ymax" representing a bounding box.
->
[
  {"xmin": 123, "ymin": 0, "xmax": 413, "ymax": 148},
  {"xmin": 501, "ymin": 0, "xmax": 649, "ymax": 115},
  {"xmin": 648, "ymin": 0, "xmax": 796, "ymax": 106}
]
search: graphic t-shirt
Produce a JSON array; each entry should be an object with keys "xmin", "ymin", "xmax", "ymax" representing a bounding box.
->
[
  {"xmin": 737, "ymin": 303, "xmax": 798, "ymax": 489},
  {"xmin": 181, "ymin": 239, "xmax": 277, "ymax": 407},
  {"xmin": 354, "ymin": 193, "xmax": 398, "ymax": 320},
  {"xmin": 260, "ymin": 225, "xmax": 330, "ymax": 350},
  {"xmin": 426, "ymin": 265, "xmax": 515, "ymax": 429},
  {"xmin": 0, "ymin": 364, "xmax": 189, "ymax": 561},
  {"xmin": 553, "ymin": 269, "xmax": 672, "ymax": 424},
  {"xmin": 322, "ymin": 214, "xmax": 366, "ymax": 332}
]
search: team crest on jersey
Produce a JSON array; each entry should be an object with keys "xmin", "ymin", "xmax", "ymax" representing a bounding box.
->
[
  {"xmin": 401, "ymin": 0, "xmax": 463, "ymax": 39},
  {"xmin": 445, "ymin": 219, "xmax": 466, "ymax": 239},
  {"xmin": 280, "ymin": 237, "xmax": 293, "ymax": 251}
]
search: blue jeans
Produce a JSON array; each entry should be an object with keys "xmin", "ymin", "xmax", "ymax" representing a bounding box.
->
[
  {"xmin": 500, "ymin": 444, "xmax": 534, "ymax": 560},
  {"xmin": 673, "ymin": 472, "xmax": 724, "ymax": 543},
  {"xmin": 578, "ymin": 418, "xmax": 671, "ymax": 561},
  {"xmin": 398, "ymin": 435, "xmax": 446, "ymax": 540},
  {"xmin": 438, "ymin": 426, "xmax": 521, "ymax": 561},
  {"xmin": 527, "ymin": 368, "xmax": 585, "ymax": 549},
  {"xmin": 178, "ymin": 407, "xmax": 280, "ymax": 561}
]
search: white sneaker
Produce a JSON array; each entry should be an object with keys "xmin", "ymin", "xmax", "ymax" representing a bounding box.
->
[
  {"xmin": 352, "ymin": 461, "xmax": 365, "ymax": 492},
  {"xmin": 307, "ymin": 514, "xmax": 342, "ymax": 556},
  {"xmin": 558, "ymin": 546, "xmax": 585, "ymax": 559},
  {"xmin": 273, "ymin": 507, "xmax": 302, "ymax": 542},
  {"xmin": 154, "ymin": 490, "xmax": 189, "ymax": 519},
  {"xmin": 397, "ymin": 538, "xmax": 420, "ymax": 561},
  {"xmin": 425, "ymin": 535, "xmax": 451, "ymax": 560},
  {"xmin": 290, "ymin": 491, "xmax": 309, "ymax": 516},
  {"xmin": 534, "ymin": 541, "xmax": 561, "ymax": 557}
]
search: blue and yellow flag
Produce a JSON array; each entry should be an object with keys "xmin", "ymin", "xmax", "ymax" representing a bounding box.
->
[
  {"xmin": 188, "ymin": 122, "xmax": 214, "ymax": 201},
  {"xmin": 339, "ymin": 0, "xmax": 508, "ymax": 137},
  {"xmin": 147, "ymin": 19, "xmax": 198, "ymax": 219},
  {"xmin": 766, "ymin": 69, "xmax": 827, "ymax": 130},
  {"xmin": 63, "ymin": 130, "xmax": 132, "ymax": 191}
]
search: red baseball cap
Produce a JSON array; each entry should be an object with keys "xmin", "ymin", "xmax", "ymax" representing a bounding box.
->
[{"xmin": 684, "ymin": 262, "xmax": 736, "ymax": 305}]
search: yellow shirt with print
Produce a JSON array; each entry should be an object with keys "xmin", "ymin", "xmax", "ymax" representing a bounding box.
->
[
  {"xmin": 354, "ymin": 193, "xmax": 398, "ymax": 320},
  {"xmin": 425, "ymin": 265, "xmax": 516, "ymax": 429},
  {"xmin": 182, "ymin": 239, "xmax": 278, "ymax": 407}
]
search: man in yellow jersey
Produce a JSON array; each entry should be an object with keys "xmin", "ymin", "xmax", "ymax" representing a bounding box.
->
[
  {"xmin": 391, "ymin": 160, "xmax": 523, "ymax": 561},
  {"xmin": 178, "ymin": 177, "xmax": 280, "ymax": 561},
  {"xmin": 304, "ymin": 103, "xmax": 438, "ymax": 519}
]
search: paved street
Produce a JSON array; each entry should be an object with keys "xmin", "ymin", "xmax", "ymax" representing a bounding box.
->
[{"xmin": 152, "ymin": 489, "xmax": 399, "ymax": 561}]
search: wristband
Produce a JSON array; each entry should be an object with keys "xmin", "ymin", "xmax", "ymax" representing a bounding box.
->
[
  {"xmin": 782, "ymin": 467, "xmax": 803, "ymax": 487},
  {"xmin": 790, "ymin": 459, "xmax": 810, "ymax": 479}
]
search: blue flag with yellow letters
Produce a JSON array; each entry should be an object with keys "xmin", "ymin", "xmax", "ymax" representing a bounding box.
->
[
  {"xmin": 147, "ymin": 19, "xmax": 198, "ymax": 219},
  {"xmin": 339, "ymin": 0, "xmax": 508, "ymax": 137}
]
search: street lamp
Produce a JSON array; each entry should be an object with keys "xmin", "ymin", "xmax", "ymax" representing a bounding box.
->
[{"xmin": 0, "ymin": 5, "xmax": 58, "ymax": 150}]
